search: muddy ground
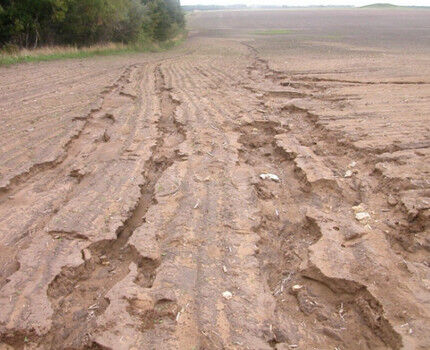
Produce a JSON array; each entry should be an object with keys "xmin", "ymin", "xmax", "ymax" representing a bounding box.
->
[{"xmin": 0, "ymin": 8, "xmax": 429, "ymax": 350}]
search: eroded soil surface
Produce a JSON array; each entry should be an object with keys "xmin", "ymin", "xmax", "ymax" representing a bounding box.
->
[{"xmin": 1, "ymin": 9, "xmax": 429, "ymax": 350}]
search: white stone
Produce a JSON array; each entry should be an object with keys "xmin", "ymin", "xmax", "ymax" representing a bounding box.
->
[
  {"xmin": 260, "ymin": 173, "xmax": 280, "ymax": 182},
  {"xmin": 355, "ymin": 212, "xmax": 370, "ymax": 221},
  {"xmin": 222, "ymin": 291, "xmax": 233, "ymax": 300},
  {"xmin": 292, "ymin": 284, "xmax": 303, "ymax": 292}
]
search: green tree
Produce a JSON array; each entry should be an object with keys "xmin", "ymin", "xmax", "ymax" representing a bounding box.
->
[
  {"xmin": 0, "ymin": 0, "xmax": 67, "ymax": 47},
  {"xmin": 0, "ymin": 0, "xmax": 185, "ymax": 48},
  {"xmin": 141, "ymin": 0, "xmax": 184, "ymax": 41},
  {"xmin": 113, "ymin": 0, "xmax": 146, "ymax": 43}
]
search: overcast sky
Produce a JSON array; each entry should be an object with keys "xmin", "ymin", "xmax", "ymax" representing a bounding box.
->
[{"xmin": 181, "ymin": 0, "xmax": 430, "ymax": 6}]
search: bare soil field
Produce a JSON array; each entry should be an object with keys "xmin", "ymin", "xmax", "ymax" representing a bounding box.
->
[{"xmin": 1, "ymin": 8, "xmax": 429, "ymax": 350}]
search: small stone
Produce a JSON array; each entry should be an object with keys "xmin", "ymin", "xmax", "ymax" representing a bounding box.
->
[
  {"xmin": 348, "ymin": 161, "xmax": 357, "ymax": 168},
  {"xmin": 260, "ymin": 173, "xmax": 280, "ymax": 182},
  {"xmin": 222, "ymin": 291, "xmax": 233, "ymax": 300},
  {"xmin": 355, "ymin": 212, "xmax": 370, "ymax": 221},
  {"xmin": 344, "ymin": 170, "xmax": 353, "ymax": 178},
  {"xmin": 291, "ymin": 285, "xmax": 303, "ymax": 294}
]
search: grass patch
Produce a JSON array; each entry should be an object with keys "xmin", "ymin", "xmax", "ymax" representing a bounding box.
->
[
  {"xmin": 0, "ymin": 32, "xmax": 187, "ymax": 67},
  {"xmin": 361, "ymin": 3, "xmax": 398, "ymax": 8},
  {"xmin": 1, "ymin": 44, "xmax": 137, "ymax": 66},
  {"xmin": 252, "ymin": 29, "xmax": 296, "ymax": 36}
]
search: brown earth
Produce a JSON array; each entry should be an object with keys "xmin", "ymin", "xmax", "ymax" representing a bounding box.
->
[{"xmin": 0, "ymin": 8, "xmax": 429, "ymax": 350}]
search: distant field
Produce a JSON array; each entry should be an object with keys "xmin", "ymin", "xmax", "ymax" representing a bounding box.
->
[{"xmin": 188, "ymin": 8, "xmax": 430, "ymax": 51}]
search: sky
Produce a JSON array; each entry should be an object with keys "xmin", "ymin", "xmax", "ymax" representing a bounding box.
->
[{"xmin": 181, "ymin": 0, "xmax": 430, "ymax": 6}]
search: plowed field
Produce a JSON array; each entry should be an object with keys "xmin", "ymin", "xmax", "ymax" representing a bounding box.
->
[{"xmin": 1, "ymin": 8, "xmax": 429, "ymax": 350}]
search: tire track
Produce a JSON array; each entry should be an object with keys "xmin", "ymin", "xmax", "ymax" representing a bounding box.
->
[
  {"xmin": 0, "ymin": 63, "xmax": 187, "ymax": 349},
  {"xmin": 162, "ymin": 56, "xmax": 278, "ymax": 349},
  {"xmin": 0, "ymin": 64, "xmax": 136, "ymax": 199}
]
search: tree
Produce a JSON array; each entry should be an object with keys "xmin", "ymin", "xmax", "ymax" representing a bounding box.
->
[
  {"xmin": 113, "ymin": 0, "xmax": 146, "ymax": 43},
  {"xmin": 0, "ymin": 0, "xmax": 185, "ymax": 48},
  {"xmin": 141, "ymin": 0, "xmax": 184, "ymax": 41},
  {"xmin": 0, "ymin": 0, "xmax": 67, "ymax": 47}
]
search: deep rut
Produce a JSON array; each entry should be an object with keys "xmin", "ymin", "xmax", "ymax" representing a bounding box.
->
[
  {"xmin": 238, "ymin": 42, "xmax": 404, "ymax": 349},
  {"xmin": 17, "ymin": 65, "xmax": 187, "ymax": 350},
  {"xmin": 237, "ymin": 119, "xmax": 401, "ymax": 349}
]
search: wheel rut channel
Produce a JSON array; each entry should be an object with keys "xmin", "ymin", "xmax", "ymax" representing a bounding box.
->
[
  {"xmin": 18, "ymin": 66, "xmax": 187, "ymax": 350},
  {"xmin": 237, "ymin": 120, "xmax": 400, "ymax": 349}
]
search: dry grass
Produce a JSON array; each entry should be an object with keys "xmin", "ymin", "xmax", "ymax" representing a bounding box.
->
[
  {"xmin": 0, "ymin": 42, "xmax": 142, "ymax": 66},
  {"xmin": 0, "ymin": 35, "xmax": 187, "ymax": 66},
  {"xmin": 15, "ymin": 42, "xmax": 127, "ymax": 56}
]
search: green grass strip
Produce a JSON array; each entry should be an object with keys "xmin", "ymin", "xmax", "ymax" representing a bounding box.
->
[
  {"xmin": 252, "ymin": 29, "xmax": 296, "ymax": 36},
  {"xmin": 0, "ymin": 33, "xmax": 187, "ymax": 67}
]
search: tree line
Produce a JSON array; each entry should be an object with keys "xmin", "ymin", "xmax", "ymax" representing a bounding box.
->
[{"xmin": 0, "ymin": 0, "xmax": 185, "ymax": 49}]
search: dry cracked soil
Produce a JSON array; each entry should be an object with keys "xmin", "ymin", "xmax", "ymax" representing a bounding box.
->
[{"xmin": 0, "ymin": 8, "xmax": 429, "ymax": 350}]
